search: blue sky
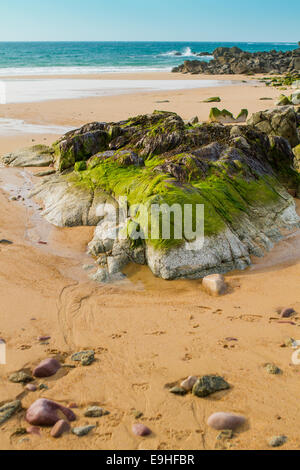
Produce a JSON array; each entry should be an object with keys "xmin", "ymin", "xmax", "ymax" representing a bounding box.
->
[{"xmin": 0, "ymin": 0, "xmax": 299, "ymax": 42}]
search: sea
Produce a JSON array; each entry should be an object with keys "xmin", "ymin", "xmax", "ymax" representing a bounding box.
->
[{"xmin": 0, "ymin": 41, "xmax": 297, "ymax": 76}]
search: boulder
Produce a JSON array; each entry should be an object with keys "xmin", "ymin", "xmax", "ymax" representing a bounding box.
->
[
  {"xmin": 5, "ymin": 110, "xmax": 300, "ymax": 281},
  {"xmin": 247, "ymin": 106, "xmax": 300, "ymax": 147}
]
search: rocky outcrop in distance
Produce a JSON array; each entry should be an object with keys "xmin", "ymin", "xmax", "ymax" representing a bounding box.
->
[{"xmin": 172, "ymin": 46, "xmax": 300, "ymax": 75}]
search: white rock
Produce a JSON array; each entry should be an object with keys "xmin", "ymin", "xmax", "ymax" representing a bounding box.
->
[
  {"xmin": 180, "ymin": 376, "xmax": 198, "ymax": 392},
  {"xmin": 202, "ymin": 274, "xmax": 228, "ymax": 296}
]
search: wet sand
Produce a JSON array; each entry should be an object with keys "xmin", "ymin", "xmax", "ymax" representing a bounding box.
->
[{"xmin": 0, "ymin": 74, "xmax": 300, "ymax": 450}]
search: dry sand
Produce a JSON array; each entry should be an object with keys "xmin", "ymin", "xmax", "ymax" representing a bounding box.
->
[{"xmin": 0, "ymin": 73, "xmax": 300, "ymax": 451}]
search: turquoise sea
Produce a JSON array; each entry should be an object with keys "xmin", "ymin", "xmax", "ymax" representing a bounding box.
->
[{"xmin": 0, "ymin": 41, "xmax": 298, "ymax": 75}]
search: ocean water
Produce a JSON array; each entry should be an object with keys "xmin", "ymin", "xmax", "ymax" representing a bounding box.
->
[{"xmin": 0, "ymin": 42, "xmax": 298, "ymax": 75}]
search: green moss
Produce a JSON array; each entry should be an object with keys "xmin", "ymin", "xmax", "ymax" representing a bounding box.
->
[
  {"xmin": 67, "ymin": 152, "xmax": 283, "ymax": 251},
  {"xmin": 74, "ymin": 161, "xmax": 87, "ymax": 172}
]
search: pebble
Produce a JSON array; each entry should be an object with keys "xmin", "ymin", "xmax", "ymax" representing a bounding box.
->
[
  {"xmin": 39, "ymin": 384, "xmax": 49, "ymax": 390},
  {"xmin": 132, "ymin": 424, "xmax": 152, "ymax": 437},
  {"xmin": 169, "ymin": 386, "xmax": 187, "ymax": 396},
  {"xmin": 0, "ymin": 400, "xmax": 21, "ymax": 425},
  {"xmin": 9, "ymin": 371, "xmax": 34, "ymax": 384},
  {"xmin": 71, "ymin": 350, "xmax": 95, "ymax": 366},
  {"xmin": 281, "ymin": 308, "xmax": 296, "ymax": 318},
  {"xmin": 38, "ymin": 336, "xmax": 51, "ymax": 342},
  {"xmin": 202, "ymin": 274, "xmax": 228, "ymax": 296},
  {"xmin": 265, "ymin": 363, "xmax": 282, "ymax": 375},
  {"xmin": 26, "ymin": 426, "xmax": 41, "ymax": 437},
  {"xmin": 216, "ymin": 429, "xmax": 234, "ymax": 440},
  {"xmin": 180, "ymin": 376, "xmax": 198, "ymax": 392},
  {"xmin": 192, "ymin": 375, "xmax": 230, "ymax": 398},
  {"xmin": 26, "ymin": 384, "xmax": 37, "ymax": 392},
  {"xmin": 269, "ymin": 435, "xmax": 287, "ymax": 448},
  {"xmin": 72, "ymin": 425, "xmax": 96, "ymax": 437},
  {"xmin": 207, "ymin": 412, "xmax": 246, "ymax": 431},
  {"xmin": 26, "ymin": 399, "xmax": 76, "ymax": 426},
  {"xmin": 0, "ymin": 239, "xmax": 13, "ymax": 245},
  {"xmin": 84, "ymin": 406, "xmax": 110, "ymax": 418},
  {"xmin": 51, "ymin": 419, "xmax": 70, "ymax": 438},
  {"xmin": 33, "ymin": 358, "xmax": 61, "ymax": 378}
]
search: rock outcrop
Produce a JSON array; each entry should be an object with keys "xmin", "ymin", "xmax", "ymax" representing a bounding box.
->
[
  {"xmin": 247, "ymin": 106, "xmax": 300, "ymax": 148},
  {"xmin": 2, "ymin": 110, "xmax": 300, "ymax": 280},
  {"xmin": 172, "ymin": 46, "xmax": 300, "ymax": 75}
]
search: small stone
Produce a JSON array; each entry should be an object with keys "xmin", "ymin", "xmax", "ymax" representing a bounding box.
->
[
  {"xmin": 192, "ymin": 375, "xmax": 230, "ymax": 397},
  {"xmin": 33, "ymin": 358, "xmax": 61, "ymax": 378},
  {"xmin": 280, "ymin": 308, "xmax": 296, "ymax": 318},
  {"xmin": 169, "ymin": 386, "xmax": 187, "ymax": 396},
  {"xmin": 26, "ymin": 399, "xmax": 76, "ymax": 426},
  {"xmin": 132, "ymin": 424, "xmax": 152, "ymax": 437},
  {"xmin": 9, "ymin": 371, "xmax": 34, "ymax": 384},
  {"xmin": 72, "ymin": 425, "xmax": 96, "ymax": 437},
  {"xmin": 84, "ymin": 406, "xmax": 110, "ymax": 418},
  {"xmin": 13, "ymin": 427, "xmax": 27, "ymax": 436},
  {"xmin": 216, "ymin": 429, "xmax": 234, "ymax": 440},
  {"xmin": 0, "ymin": 239, "xmax": 13, "ymax": 245},
  {"xmin": 134, "ymin": 411, "xmax": 143, "ymax": 419},
  {"xmin": 26, "ymin": 384, "xmax": 37, "ymax": 392},
  {"xmin": 207, "ymin": 412, "xmax": 246, "ymax": 431},
  {"xmin": 71, "ymin": 350, "xmax": 95, "ymax": 366},
  {"xmin": 38, "ymin": 336, "xmax": 51, "ymax": 342},
  {"xmin": 180, "ymin": 376, "xmax": 198, "ymax": 392},
  {"xmin": 202, "ymin": 274, "xmax": 228, "ymax": 296},
  {"xmin": 284, "ymin": 338, "xmax": 295, "ymax": 348},
  {"xmin": 51, "ymin": 419, "xmax": 70, "ymax": 438},
  {"xmin": 265, "ymin": 363, "xmax": 282, "ymax": 375},
  {"xmin": 39, "ymin": 384, "xmax": 49, "ymax": 390},
  {"xmin": 26, "ymin": 426, "xmax": 41, "ymax": 436},
  {"xmin": 0, "ymin": 400, "xmax": 21, "ymax": 425},
  {"xmin": 269, "ymin": 435, "xmax": 287, "ymax": 448}
]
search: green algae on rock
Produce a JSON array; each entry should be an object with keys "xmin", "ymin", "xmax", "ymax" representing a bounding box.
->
[{"xmin": 2, "ymin": 110, "xmax": 300, "ymax": 280}]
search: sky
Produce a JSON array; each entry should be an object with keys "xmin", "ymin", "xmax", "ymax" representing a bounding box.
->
[{"xmin": 0, "ymin": 0, "xmax": 299, "ymax": 42}]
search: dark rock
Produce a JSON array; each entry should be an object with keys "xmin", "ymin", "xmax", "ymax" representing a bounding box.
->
[
  {"xmin": 172, "ymin": 46, "xmax": 300, "ymax": 76},
  {"xmin": 33, "ymin": 358, "xmax": 61, "ymax": 378},
  {"xmin": 280, "ymin": 308, "xmax": 296, "ymax": 318},
  {"xmin": 26, "ymin": 399, "xmax": 76, "ymax": 426},
  {"xmin": 0, "ymin": 239, "xmax": 13, "ymax": 245},
  {"xmin": 193, "ymin": 375, "xmax": 230, "ymax": 397}
]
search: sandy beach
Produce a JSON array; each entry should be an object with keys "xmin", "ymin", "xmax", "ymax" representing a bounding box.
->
[{"xmin": 1, "ymin": 72, "xmax": 300, "ymax": 451}]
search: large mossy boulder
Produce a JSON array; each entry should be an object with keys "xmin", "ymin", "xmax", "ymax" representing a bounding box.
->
[
  {"xmin": 3, "ymin": 110, "xmax": 300, "ymax": 280},
  {"xmin": 247, "ymin": 106, "xmax": 300, "ymax": 148}
]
